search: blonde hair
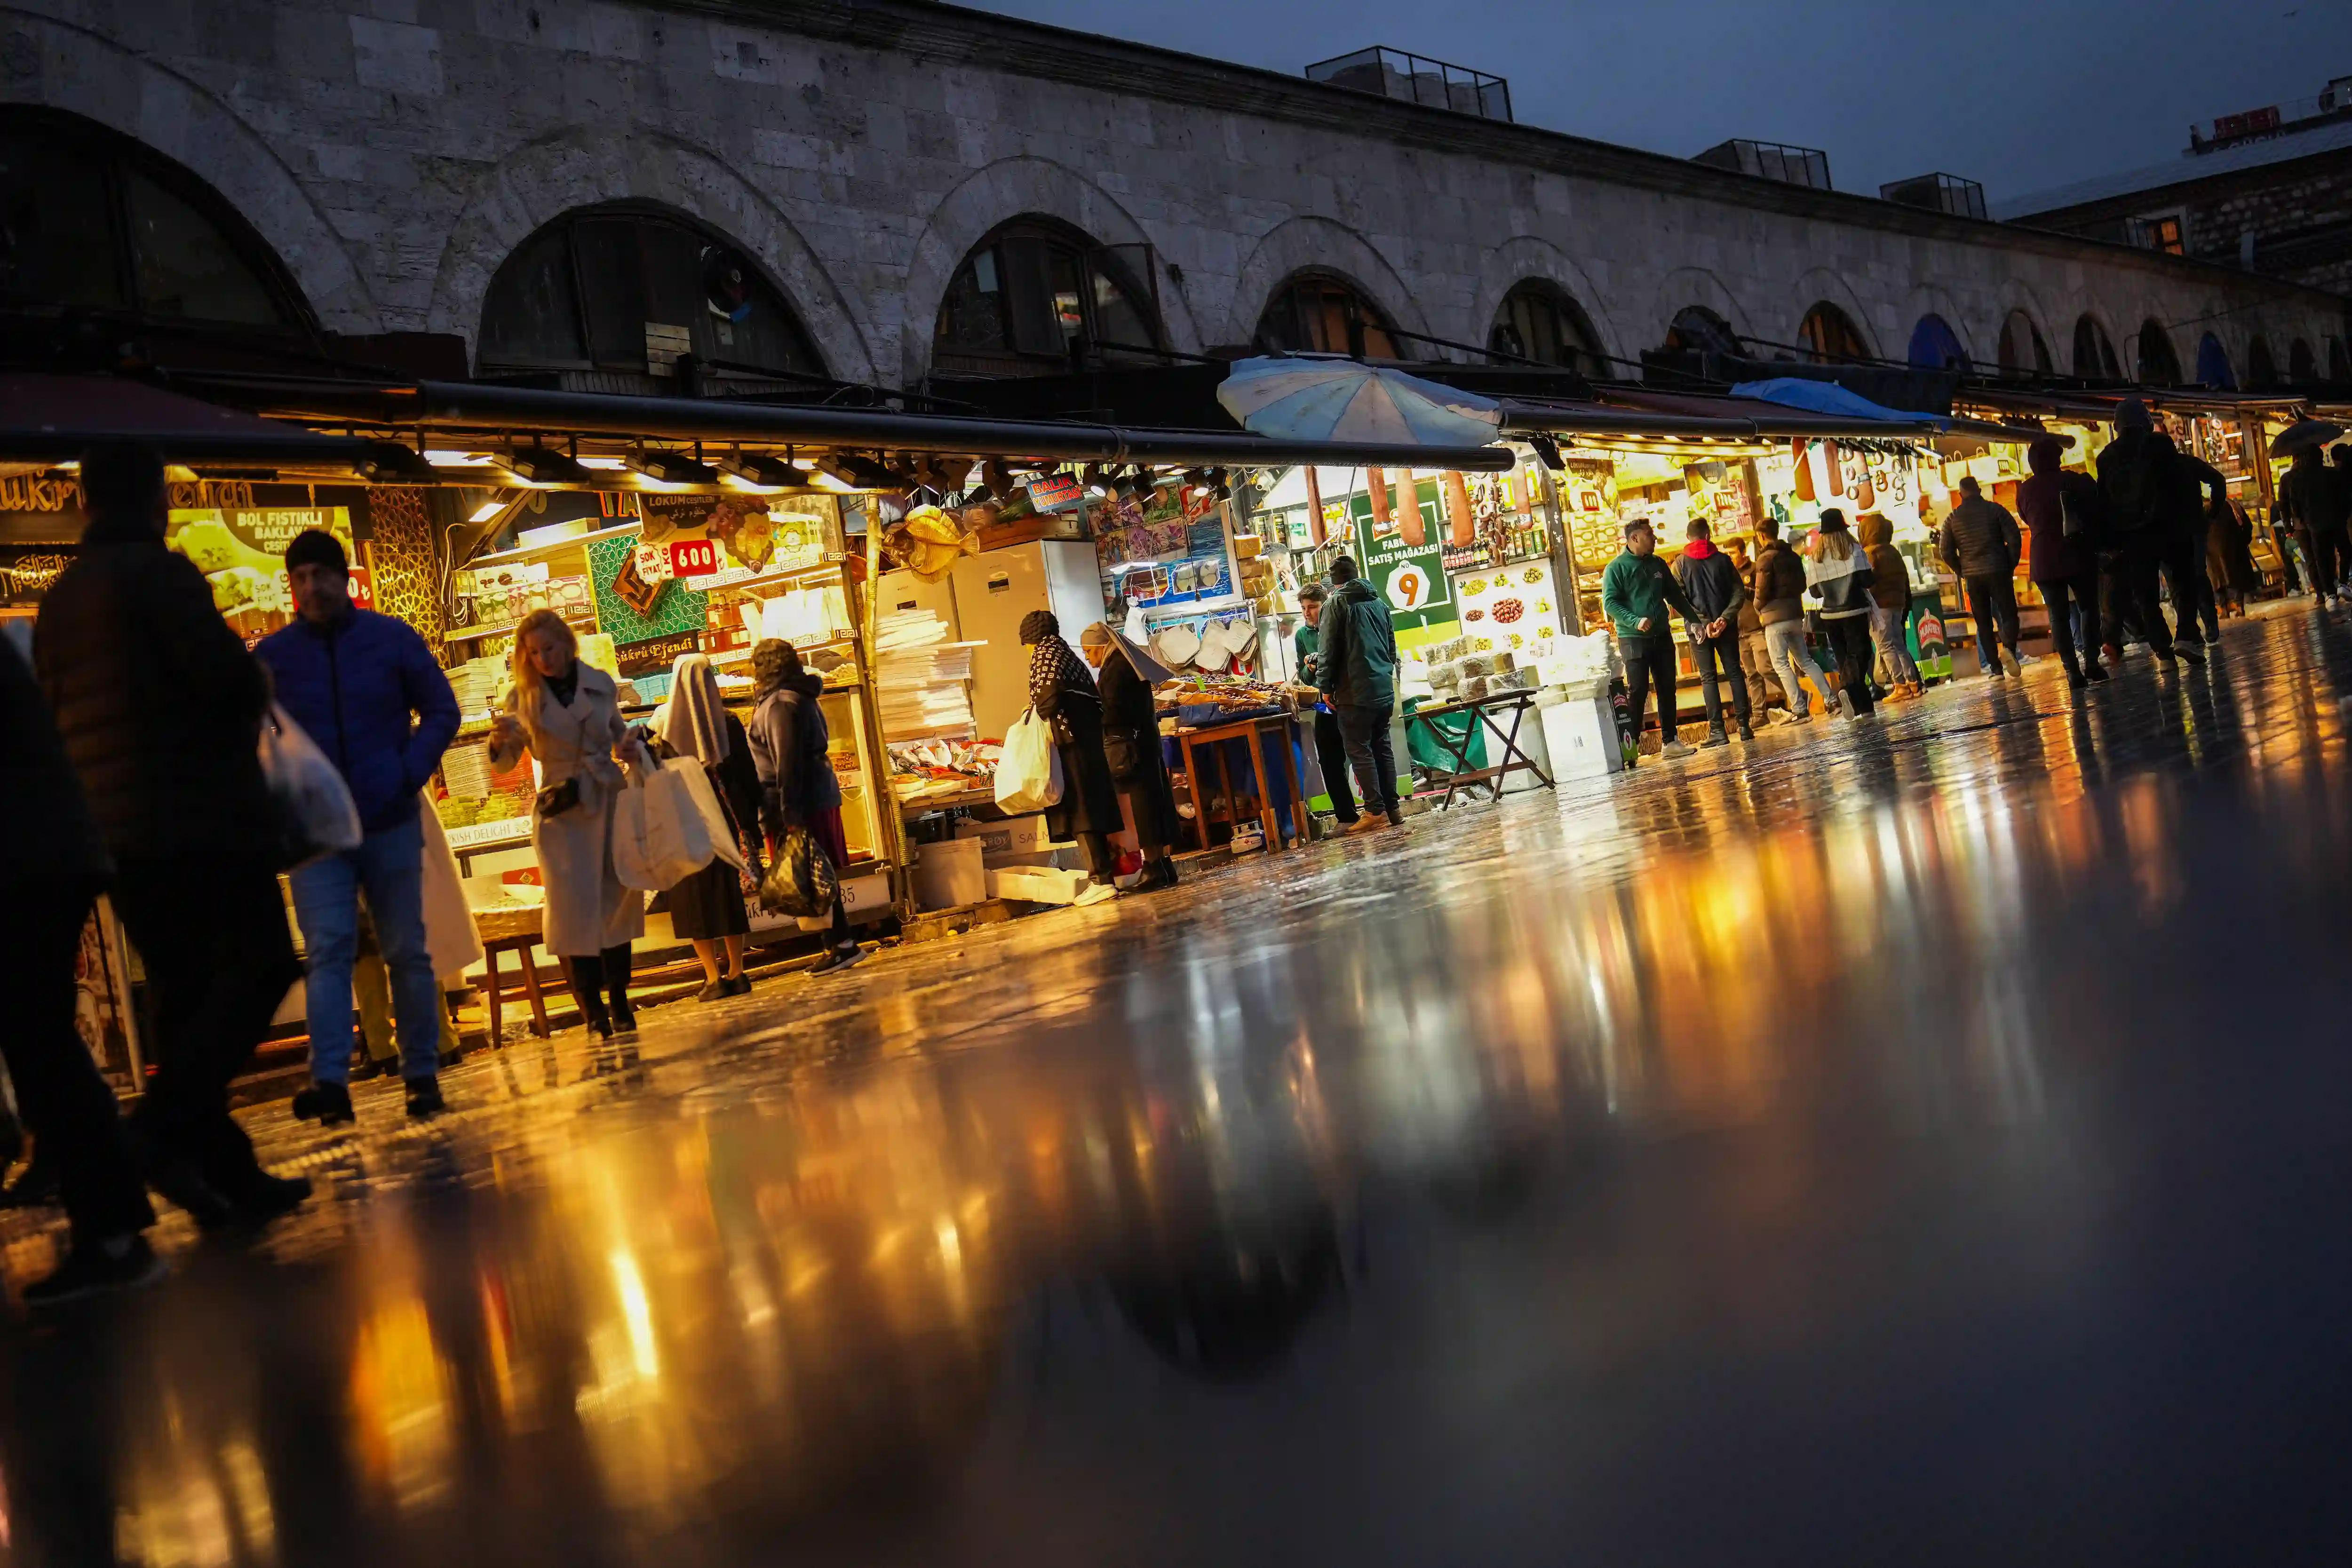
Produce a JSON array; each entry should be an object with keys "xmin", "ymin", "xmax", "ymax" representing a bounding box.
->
[{"xmin": 509, "ymin": 608, "xmax": 578, "ymax": 701}]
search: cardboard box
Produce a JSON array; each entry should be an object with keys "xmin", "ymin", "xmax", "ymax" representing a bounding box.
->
[
  {"xmin": 953, "ymin": 814, "xmax": 1073, "ymax": 858},
  {"xmin": 795, "ymin": 870, "xmax": 892, "ymax": 930},
  {"xmin": 912, "ymin": 839, "xmax": 987, "ymax": 911}
]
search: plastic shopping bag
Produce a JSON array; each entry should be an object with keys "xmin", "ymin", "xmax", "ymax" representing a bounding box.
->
[
  {"xmin": 259, "ymin": 702, "xmax": 362, "ymax": 870},
  {"xmin": 993, "ymin": 707, "xmax": 1064, "ymax": 813},
  {"xmin": 614, "ymin": 765, "xmax": 714, "ymax": 891},
  {"xmin": 757, "ymin": 826, "xmax": 840, "ymax": 918},
  {"xmin": 667, "ymin": 757, "xmax": 745, "ymax": 871}
]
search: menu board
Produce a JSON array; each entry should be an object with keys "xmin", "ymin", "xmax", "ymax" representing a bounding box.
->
[
  {"xmin": 638, "ymin": 493, "xmax": 837, "ymax": 580},
  {"xmin": 166, "ymin": 496, "xmax": 367, "ymax": 644},
  {"xmin": 1454, "ymin": 559, "xmax": 1562, "ymax": 658}
]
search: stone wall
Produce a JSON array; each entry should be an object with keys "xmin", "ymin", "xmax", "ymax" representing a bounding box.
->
[
  {"xmin": 4, "ymin": 0, "xmax": 2341, "ymax": 391},
  {"xmin": 2184, "ymin": 157, "xmax": 2352, "ymax": 300}
]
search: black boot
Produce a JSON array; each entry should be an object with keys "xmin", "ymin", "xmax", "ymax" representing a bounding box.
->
[
  {"xmin": 291, "ymin": 1081, "xmax": 355, "ymax": 1126},
  {"xmin": 405, "ymin": 1076, "xmax": 446, "ymax": 1120},
  {"xmin": 568, "ymin": 956, "xmax": 612, "ymax": 1037},
  {"xmin": 602, "ymin": 944, "xmax": 637, "ymax": 1034}
]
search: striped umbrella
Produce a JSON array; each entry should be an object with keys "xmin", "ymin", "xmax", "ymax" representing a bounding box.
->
[{"xmin": 1216, "ymin": 355, "xmax": 1502, "ymax": 447}]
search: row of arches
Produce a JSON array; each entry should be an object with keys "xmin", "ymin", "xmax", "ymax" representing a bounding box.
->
[{"xmin": 10, "ymin": 106, "xmax": 2343, "ymax": 398}]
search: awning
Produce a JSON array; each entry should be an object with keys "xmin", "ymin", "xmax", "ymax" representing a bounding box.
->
[
  {"xmin": 1728, "ymin": 378, "xmax": 2049, "ymax": 442},
  {"xmin": 1959, "ymin": 383, "xmax": 2312, "ymax": 422},
  {"xmin": 182, "ymin": 373, "xmax": 1515, "ymax": 473},
  {"xmin": 0, "ymin": 373, "xmax": 375, "ymax": 470}
]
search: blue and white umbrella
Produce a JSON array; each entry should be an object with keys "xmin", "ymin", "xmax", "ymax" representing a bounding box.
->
[{"xmin": 1217, "ymin": 355, "xmax": 1502, "ymax": 447}]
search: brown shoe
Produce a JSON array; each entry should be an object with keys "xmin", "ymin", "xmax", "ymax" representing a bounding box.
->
[{"xmin": 1346, "ymin": 814, "xmax": 1389, "ymax": 836}]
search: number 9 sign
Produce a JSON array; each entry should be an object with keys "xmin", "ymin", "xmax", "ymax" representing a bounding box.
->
[{"xmin": 1383, "ymin": 562, "xmax": 1430, "ymax": 611}]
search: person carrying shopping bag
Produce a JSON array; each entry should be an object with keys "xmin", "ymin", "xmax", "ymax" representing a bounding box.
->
[{"xmin": 747, "ymin": 639, "xmax": 867, "ymax": 972}]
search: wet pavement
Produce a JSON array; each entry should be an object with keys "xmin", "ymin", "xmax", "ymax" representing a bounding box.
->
[{"xmin": 8, "ymin": 605, "xmax": 2352, "ymax": 1566}]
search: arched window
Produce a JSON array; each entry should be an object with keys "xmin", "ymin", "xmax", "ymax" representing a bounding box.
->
[
  {"xmin": 1997, "ymin": 310, "xmax": 2052, "ymax": 375},
  {"xmin": 1662, "ymin": 305, "xmax": 1741, "ymax": 358},
  {"xmin": 1908, "ymin": 315, "xmax": 1970, "ymax": 372},
  {"xmin": 2246, "ymin": 335, "xmax": 2278, "ymax": 389},
  {"xmin": 1488, "ymin": 280, "xmax": 1604, "ymax": 375},
  {"xmin": 2288, "ymin": 339, "xmax": 2317, "ymax": 383},
  {"xmin": 1796, "ymin": 302, "xmax": 1870, "ymax": 364},
  {"xmin": 1255, "ymin": 271, "xmax": 1404, "ymax": 358},
  {"xmin": 933, "ymin": 217, "xmax": 1161, "ymax": 377},
  {"xmin": 0, "ymin": 106, "xmax": 308, "ymax": 330},
  {"xmin": 2073, "ymin": 315, "xmax": 2121, "ymax": 380},
  {"xmin": 2329, "ymin": 337, "xmax": 2349, "ymax": 382},
  {"xmin": 2136, "ymin": 320, "xmax": 2182, "ymax": 387},
  {"xmin": 2193, "ymin": 332, "xmax": 2234, "ymax": 390},
  {"xmin": 478, "ymin": 203, "xmax": 825, "ymax": 380}
]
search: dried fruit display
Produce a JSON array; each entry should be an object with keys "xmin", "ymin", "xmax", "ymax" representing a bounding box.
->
[{"xmin": 1492, "ymin": 598, "xmax": 1526, "ymax": 624}]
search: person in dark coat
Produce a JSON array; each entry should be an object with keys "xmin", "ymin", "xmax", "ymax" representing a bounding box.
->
[
  {"xmin": 1670, "ymin": 518, "xmax": 1751, "ymax": 744},
  {"xmin": 2096, "ymin": 398, "xmax": 2199, "ymax": 666},
  {"xmin": 655, "ymin": 653, "xmax": 762, "ymax": 1001},
  {"xmin": 1081, "ymin": 622, "xmax": 1180, "ymax": 892},
  {"xmin": 2174, "ymin": 449, "xmax": 2229, "ymax": 644},
  {"xmin": 2207, "ymin": 499, "xmax": 2257, "ymax": 616},
  {"xmin": 1938, "ymin": 475, "xmax": 2024, "ymax": 679},
  {"xmin": 1856, "ymin": 513, "xmax": 1922, "ymax": 700},
  {"xmin": 2279, "ymin": 445, "xmax": 2351, "ymax": 605},
  {"xmin": 1292, "ymin": 582, "xmax": 1359, "ymax": 827},
  {"xmin": 0, "ymin": 631, "xmax": 159, "ymax": 1302},
  {"xmin": 1021, "ymin": 610, "xmax": 1122, "ymax": 905},
  {"xmin": 2015, "ymin": 435, "xmax": 2109, "ymax": 688},
  {"xmin": 747, "ymin": 639, "xmax": 865, "ymax": 972},
  {"xmin": 33, "ymin": 440, "xmax": 309, "ymax": 1232},
  {"xmin": 1314, "ymin": 556, "xmax": 1406, "ymax": 823}
]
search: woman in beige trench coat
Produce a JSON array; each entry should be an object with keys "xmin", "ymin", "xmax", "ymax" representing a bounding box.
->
[{"xmin": 488, "ymin": 609, "xmax": 651, "ymax": 1036}]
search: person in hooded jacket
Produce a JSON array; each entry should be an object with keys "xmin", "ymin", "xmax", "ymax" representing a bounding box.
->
[
  {"xmin": 1804, "ymin": 509, "xmax": 1878, "ymax": 718},
  {"xmin": 747, "ymin": 639, "xmax": 869, "ymax": 968},
  {"xmin": 1080, "ymin": 623, "xmax": 1180, "ymax": 892},
  {"xmin": 2096, "ymin": 398, "xmax": 2200, "ymax": 667},
  {"xmin": 652, "ymin": 653, "xmax": 762, "ymax": 1002},
  {"xmin": 1021, "ymin": 612, "xmax": 1126, "ymax": 902},
  {"xmin": 0, "ymin": 631, "xmax": 160, "ymax": 1302},
  {"xmin": 1939, "ymin": 477, "xmax": 2024, "ymax": 679},
  {"xmin": 34, "ymin": 440, "xmax": 309, "ymax": 1234},
  {"xmin": 1670, "ymin": 519, "xmax": 1751, "ymax": 744},
  {"xmin": 1314, "ymin": 557, "xmax": 1405, "ymax": 826},
  {"xmin": 2015, "ymin": 436, "xmax": 2110, "ymax": 689},
  {"xmin": 1857, "ymin": 513, "xmax": 1923, "ymax": 700}
]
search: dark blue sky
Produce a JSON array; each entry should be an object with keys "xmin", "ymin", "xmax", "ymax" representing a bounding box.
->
[{"xmin": 968, "ymin": 0, "xmax": 2344, "ymax": 202}]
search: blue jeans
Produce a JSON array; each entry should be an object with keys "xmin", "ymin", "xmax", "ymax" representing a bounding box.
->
[{"xmin": 289, "ymin": 812, "xmax": 440, "ymax": 1084}]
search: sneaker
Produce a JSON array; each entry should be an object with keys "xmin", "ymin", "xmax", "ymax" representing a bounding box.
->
[
  {"xmin": 810, "ymin": 944, "xmax": 867, "ymax": 974},
  {"xmin": 2086, "ymin": 663, "xmax": 2111, "ymax": 684},
  {"xmin": 1788, "ymin": 712, "xmax": 1813, "ymax": 726},
  {"xmin": 2176, "ymin": 643, "xmax": 2206, "ymax": 666},
  {"xmin": 21, "ymin": 1236, "xmax": 167, "ymax": 1308},
  {"xmin": 405, "ymin": 1076, "xmax": 446, "ymax": 1120},
  {"xmin": 1660, "ymin": 740, "xmax": 1696, "ymax": 759},
  {"xmin": 1073, "ymin": 880, "xmax": 1120, "ymax": 907},
  {"xmin": 290, "ymin": 1081, "xmax": 356, "ymax": 1127},
  {"xmin": 1700, "ymin": 729, "xmax": 1729, "ymax": 749}
]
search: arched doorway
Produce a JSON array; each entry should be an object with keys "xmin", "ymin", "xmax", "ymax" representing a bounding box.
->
[
  {"xmin": 2289, "ymin": 339, "xmax": 2317, "ymax": 383},
  {"xmin": 2136, "ymin": 320, "xmax": 2182, "ymax": 386},
  {"xmin": 1908, "ymin": 314, "xmax": 1971, "ymax": 372},
  {"xmin": 1997, "ymin": 310, "xmax": 2052, "ymax": 375},
  {"xmin": 1662, "ymin": 305, "xmax": 1741, "ymax": 358},
  {"xmin": 477, "ymin": 202, "xmax": 826, "ymax": 382},
  {"xmin": 2193, "ymin": 332, "xmax": 2234, "ymax": 389},
  {"xmin": 932, "ymin": 215, "xmax": 1161, "ymax": 376},
  {"xmin": 1488, "ymin": 280, "xmax": 1604, "ymax": 375},
  {"xmin": 0, "ymin": 105, "xmax": 310, "ymax": 332},
  {"xmin": 2246, "ymin": 335, "xmax": 2278, "ymax": 389},
  {"xmin": 1797, "ymin": 301, "xmax": 1870, "ymax": 364},
  {"xmin": 1255, "ymin": 271, "xmax": 1404, "ymax": 358},
  {"xmin": 2073, "ymin": 315, "xmax": 2122, "ymax": 379}
]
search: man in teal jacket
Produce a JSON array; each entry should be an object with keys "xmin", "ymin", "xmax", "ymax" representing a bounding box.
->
[
  {"xmin": 1314, "ymin": 556, "xmax": 1405, "ymax": 831},
  {"xmin": 1600, "ymin": 518, "xmax": 1698, "ymax": 763}
]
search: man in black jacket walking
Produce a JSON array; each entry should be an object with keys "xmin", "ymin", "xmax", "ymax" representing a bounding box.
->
[
  {"xmin": 33, "ymin": 442, "xmax": 310, "ymax": 1231},
  {"xmin": 1939, "ymin": 476, "xmax": 2023, "ymax": 679},
  {"xmin": 1672, "ymin": 520, "xmax": 1752, "ymax": 744},
  {"xmin": 2096, "ymin": 399, "xmax": 2201, "ymax": 667}
]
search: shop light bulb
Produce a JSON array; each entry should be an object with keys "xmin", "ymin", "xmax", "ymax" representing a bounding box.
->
[
  {"xmin": 468, "ymin": 499, "xmax": 507, "ymax": 524},
  {"xmin": 576, "ymin": 455, "xmax": 628, "ymax": 470},
  {"xmin": 425, "ymin": 450, "xmax": 495, "ymax": 467}
]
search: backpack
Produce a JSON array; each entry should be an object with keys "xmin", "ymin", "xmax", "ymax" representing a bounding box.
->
[{"xmin": 2100, "ymin": 434, "xmax": 2167, "ymax": 535}]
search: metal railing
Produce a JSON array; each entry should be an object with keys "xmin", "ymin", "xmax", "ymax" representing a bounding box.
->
[
  {"xmin": 2190, "ymin": 80, "xmax": 2352, "ymax": 151},
  {"xmin": 1692, "ymin": 139, "xmax": 1832, "ymax": 191},
  {"xmin": 1305, "ymin": 47, "xmax": 1512, "ymax": 122}
]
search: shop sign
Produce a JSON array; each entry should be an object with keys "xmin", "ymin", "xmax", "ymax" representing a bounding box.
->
[
  {"xmin": 618, "ymin": 628, "xmax": 701, "ymax": 677},
  {"xmin": 347, "ymin": 565, "xmax": 376, "ymax": 608},
  {"xmin": 668, "ymin": 537, "xmax": 722, "ymax": 577},
  {"xmin": 639, "ymin": 491, "xmax": 835, "ymax": 577},
  {"xmin": 167, "ymin": 500, "xmax": 364, "ymax": 643},
  {"xmin": 1024, "ymin": 472, "xmax": 1083, "ymax": 512}
]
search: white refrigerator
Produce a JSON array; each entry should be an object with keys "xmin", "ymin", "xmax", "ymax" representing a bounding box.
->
[{"xmin": 948, "ymin": 540, "xmax": 1108, "ymax": 741}]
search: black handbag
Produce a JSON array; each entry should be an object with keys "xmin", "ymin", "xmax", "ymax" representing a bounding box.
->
[
  {"xmin": 758, "ymin": 826, "xmax": 840, "ymax": 918},
  {"xmin": 534, "ymin": 777, "xmax": 581, "ymax": 818},
  {"xmin": 1103, "ymin": 726, "xmax": 1147, "ymax": 780}
]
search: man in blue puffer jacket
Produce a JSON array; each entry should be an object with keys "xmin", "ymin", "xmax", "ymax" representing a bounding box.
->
[{"xmin": 255, "ymin": 529, "xmax": 460, "ymax": 1124}]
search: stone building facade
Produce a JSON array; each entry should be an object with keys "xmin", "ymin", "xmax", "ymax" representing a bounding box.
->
[{"xmin": 6, "ymin": 0, "xmax": 2344, "ymax": 394}]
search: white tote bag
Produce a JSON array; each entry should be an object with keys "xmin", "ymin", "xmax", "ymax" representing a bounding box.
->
[
  {"xmin": 258, "ymin": 702, "xmax": 362, "ymax": 868},
  {"xmin": 667, "ymin": 756, "xmax": 745, "ymax": 871},
  {"xmin": 615, "ymin": 765, "xmax": 715, "ymax": 891},
  {"xmin": 994, "ymin": 708, "xmax": 1064, "ymax": 813}
]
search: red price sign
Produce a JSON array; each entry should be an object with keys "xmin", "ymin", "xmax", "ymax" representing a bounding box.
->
[
  {"xmin": 347, "ymin": 566, "xmax": 376, "ymax": 608},
  {"xmin": 669, "ymin": 538, "xmax": 721, "ymax": 577}
]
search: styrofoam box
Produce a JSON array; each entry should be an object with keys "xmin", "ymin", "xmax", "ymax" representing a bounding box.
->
[
  {"xmin": 796, "ymin": 871, "xmax": 892, "ymax": 930},
  {"xmin": 912, "ymin": 838, "xmax": 987, "ymax": 911},
  {"xmin": 953, "ymin": 813, "xmax": 1073, "ymax": 858},
  {"xmin": 1539, "ymin": 686, "xmax": 1623, "ymax": 780},
  {"xmin": 988, "ymin": 864, "xmax": 1089, "ymax": 905}
]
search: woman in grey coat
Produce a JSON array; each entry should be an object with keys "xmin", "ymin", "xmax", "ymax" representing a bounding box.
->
[{"xmin": 488, "ymin": 609, "xmax": 651, "ymax": 1035}]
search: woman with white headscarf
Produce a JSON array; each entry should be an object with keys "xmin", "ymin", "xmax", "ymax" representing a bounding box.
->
[{"xmin": 652, "ymin": 653, "xmax": 762, "ymax": 1000}]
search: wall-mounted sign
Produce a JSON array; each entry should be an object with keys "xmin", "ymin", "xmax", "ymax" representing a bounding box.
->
[{"xmin": 1024, "ymin": 472, "xmax": 1083, "ymax": 513}]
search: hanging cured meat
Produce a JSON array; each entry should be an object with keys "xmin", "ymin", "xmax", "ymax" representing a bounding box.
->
[
  {"xmin": 1395, "ymin": 469, "xmax": 1425, "ymax": 547},
  {"xmin": 1367, "ymin": 466, "xmax": 1391, "ymax": 530},
  {"xmin": 1444, "ymin": 470, "xmax": 1476, "ymax": 547}
]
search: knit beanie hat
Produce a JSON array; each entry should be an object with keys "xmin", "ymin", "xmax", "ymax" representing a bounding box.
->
[{"xmin": 284, "ymin": 527, "xmax": 348, "ymax": 576}]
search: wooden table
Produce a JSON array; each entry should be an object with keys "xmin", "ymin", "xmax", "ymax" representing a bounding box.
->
[
  {"xmin": 1176, "ymin": 714, "xmax": 1309, "ymax": 852},
  {"xmin": 473, "ymin": 906, "xmax": 555, "ymax": 1041},
  {"xmin": 1410, "ymin": 690, "xmax": 1553, "ymax": 809}
]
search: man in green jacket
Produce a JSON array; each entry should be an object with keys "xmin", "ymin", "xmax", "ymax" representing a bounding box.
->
[
  {"xmin": 1292, "ymin": 582, "xmax": 1359, "ymax": 827},
  {"xmin": 1314, "ymin": 556, "xmax": 1405, "ymax": 831},
  {"xmin": 1600, "ymin": 518, "xmax": 1698, "ymax": 762}
]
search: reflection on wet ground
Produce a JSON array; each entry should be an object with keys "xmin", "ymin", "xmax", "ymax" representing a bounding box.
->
[{"xmin": 8, "ymin": 608, "xmax": 2352, "ymax": 1565}]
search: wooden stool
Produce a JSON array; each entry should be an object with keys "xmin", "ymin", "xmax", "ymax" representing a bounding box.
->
[
  {"xmin": 475, "ymin": 915, "xmax": 555, "ymax": 1042},
  {"xmin": 1177, "ymin": 715, "xmax": 1310, "ymax": 852}
]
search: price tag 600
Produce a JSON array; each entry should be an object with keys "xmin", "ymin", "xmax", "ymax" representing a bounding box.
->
[{"xmin": 669, "ymin": 538, "xmax": 721, "ymax": 577}]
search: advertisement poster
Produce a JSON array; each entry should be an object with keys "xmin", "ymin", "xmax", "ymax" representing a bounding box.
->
[
  {"xmin": 589, "ymin": 534, "xmax": 707, "ymax": 648},
  {"xmin": 1454, "ymin": 560, "xmax": 1560, "ymax": 659},
  {"xmin": 1093, "ymin": 483, "xmax": 1230, "ymax": 609},
  {"xmin": 167, "ymin": 496, "xmax": 366, "ymax": 644},
  {"xmin": 1347, "ymin": 483, "xmax": 1451, "ymax": 633},
  {"xmin": 637, "ymin": 493, "xmax": 836, "ymax": 581}
]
